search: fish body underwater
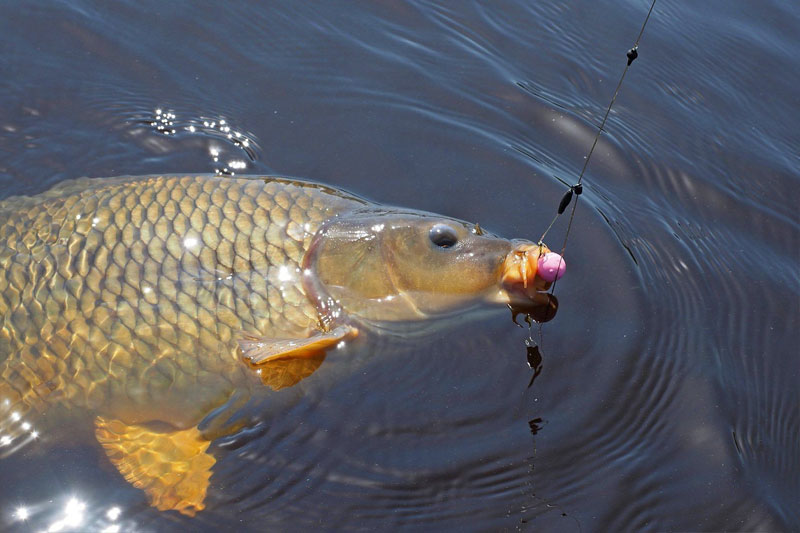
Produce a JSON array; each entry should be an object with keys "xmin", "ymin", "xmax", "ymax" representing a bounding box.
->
[{"xmin": 0, "ymin": 174, "xmax": 557, "ymax": 515}]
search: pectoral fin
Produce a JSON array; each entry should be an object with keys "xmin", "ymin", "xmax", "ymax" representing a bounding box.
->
[
  {"xmin": 94, "ymin": 416, "xmax": 215, "ymax": 517},
  {"xmin": 237, "ymin": 325, "xmax": 358, "ymax": 391}
]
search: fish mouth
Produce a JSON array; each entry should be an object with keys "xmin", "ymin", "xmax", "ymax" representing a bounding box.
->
[{"xmin": 496, "ymin": 241, "xmax": 559, "ymax": 322}]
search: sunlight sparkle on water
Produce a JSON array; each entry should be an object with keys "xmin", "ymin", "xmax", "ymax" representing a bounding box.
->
[
  {"xmin": 47, "ymin": 497, "xmax": 86, "ymax": 532},
  {"xmin": 10, "ymin": 494, "xmax": 128, "ymax": 531}
]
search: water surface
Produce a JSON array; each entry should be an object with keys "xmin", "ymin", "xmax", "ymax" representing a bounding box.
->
[{"xmin": 1, "ymin": 1, "xmax": 798, "ymax": 531}]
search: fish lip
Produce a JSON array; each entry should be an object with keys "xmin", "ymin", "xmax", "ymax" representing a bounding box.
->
[
  {"xmin": 509, "ymin": 290, "xmax": 559, "ymax": 323},
  {"xmin": 495, "ymin": 241, "xmax": 559, "ymax": 321},
  {"xmin": 500, "ymin": 241, "xmax": 552, "ymax": 292}
]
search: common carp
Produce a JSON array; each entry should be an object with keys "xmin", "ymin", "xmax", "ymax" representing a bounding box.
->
[{"xmin": 0, "ymin": 174, "xmax": 560, "ymax": 515}]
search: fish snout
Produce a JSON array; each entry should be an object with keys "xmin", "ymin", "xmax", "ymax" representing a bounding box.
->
[
  {"xmin": 499, "ymin": 242, "xmax": 564, "ymax": 320},
  {"xmin": 502, "ymin": 242, "xmax": 565, "ymax": 291}
]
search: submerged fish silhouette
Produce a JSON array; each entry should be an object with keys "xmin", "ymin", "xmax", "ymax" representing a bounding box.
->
[{"xmin": 0, "ymin": 174, "xmax": 557, "ymax": 515}]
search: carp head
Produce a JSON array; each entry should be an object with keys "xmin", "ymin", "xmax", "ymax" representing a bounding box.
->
[{"xmin": 302, "ymin": 209, "xmax": 559, "ymax": 328}]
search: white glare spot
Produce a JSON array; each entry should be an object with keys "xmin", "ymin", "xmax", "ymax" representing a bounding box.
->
[
  {"xmin": 371, "ymin": 223, "xmax": 384, "ymax": 232},
  {"xmin": 11, "ymin": 411, "xmax": 20, "ymax": 421},
  {"xmin": 155, "ymin": 108, "xmax": 162, "ymax": 115},
  {"xmin": 336, "ymin": 341, "xmax": 346, "ymax": 350},
  {"xmin": 188, "ymin": 125, "xmax": 196, "ymax": 132},
  {"xmin": 106, "ymin": 506, "xmax": 121, "ymax": 521},
  {"xmin": 209, "ymin": 147, "xmax": 220, "ymax": 157},
  {"xmin": 277, "ymin": 266, "xmax": 292, "ymax": 282},
  {"xmin": 15, "ymin": 507, "xmax": 28, "ymax": 520},
  {"xmin": 0, "ymin": 436, "xmax": 11, "ymax": 446},
  {"xmin": 143, "ymin": 286, "xmax": 152, "ymax": 294},
  {"xmin": 61, "ymin": 498, "xmax": 86, "ymax": 528},
  {"xmin": 75, "ymin": 214, "xmax": 81, "ymax": 220},
  {"xmin": 21, "ymin": 422, "xmax": 31, "ymax": 431},
  {"xmin": 303, "ymin": 269, "xmax": 312, "ymax": 277},
  {"xmin": 3, "ymin": 398, "xmax": 9, "ymax": 406},
  {"xmin": 31, "ymin": 431, "xmax": 39, "ymax": 439},
  {"xmin": 101, "ymin": 526, "xmax": 120, "ymax": 533},
  {"xmin": 92, "ymin": 217, "xmax": 100, "ymax": 224},
  {"xmin": 219, "ymin": 119, "xmax": 226, "ymax": 125},
  {"xmin": 183, "ymin": 237, "xmax": 199, "ymax": 249},
  {"xmin": 228, "ymin": 160, "xmax": 246, "ymax": 170}
]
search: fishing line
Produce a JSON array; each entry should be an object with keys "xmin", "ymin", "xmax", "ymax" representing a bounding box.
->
[
  {"xmin": 527, "ymin": 0, "xmax": 657, "ymax": 366},
  {"xmin": 518, "ymin": 4, "xmax": 658, "ymax": 525},
  {"xmin": 541, "ymin": 0, "xmax": 656, "ymax": 271}
]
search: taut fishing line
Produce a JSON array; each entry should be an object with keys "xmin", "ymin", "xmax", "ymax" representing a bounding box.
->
[
  {"xmin": 517, "ymin": 2, "xmax": 657, "ymax": 526},
  {"xmin": 525, "ymin": 0, "xmax": 657, "ymax": 381}
]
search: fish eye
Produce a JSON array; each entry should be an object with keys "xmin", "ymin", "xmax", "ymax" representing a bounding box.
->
[{"xmin": 429, "ymin": 223, "xmax": 459, "ymax": 248}]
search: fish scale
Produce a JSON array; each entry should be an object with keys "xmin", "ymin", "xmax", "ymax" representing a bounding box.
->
[{"xmin": 0, "ymin": 174, "xmax": 365, "ymax": 428}]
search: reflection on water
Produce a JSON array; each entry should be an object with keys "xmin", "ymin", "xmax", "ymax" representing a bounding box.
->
[
  {"xmin": 137, "ymin": 107, "xmax": 258, "ymax": 174},
  {"xmin": 1, "ymin": 0, "xmax": 798, "ymax": 530},
  {"xmin": 11, "ymin": 494, "xmax": 131, "ymax": 532},
  {"xmin": 0, "ymin": 399, "xmax": 40, "ymax": 458}
]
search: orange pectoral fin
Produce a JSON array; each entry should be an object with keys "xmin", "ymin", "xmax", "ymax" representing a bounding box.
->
[
  {"xmin": 94, "ymin": 416, "xmax": 215, "ymax": 517},
  {"xmin": 237, "ymin": 325, "xmax": 358, "ymax": 391}
]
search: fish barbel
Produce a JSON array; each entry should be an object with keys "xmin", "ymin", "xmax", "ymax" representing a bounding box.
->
[{"xmin": 0, "ymin": 174, "xmax": 558, "ymax": 515}]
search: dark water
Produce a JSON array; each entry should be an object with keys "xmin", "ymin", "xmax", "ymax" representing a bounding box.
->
[{"xmin": 1, "ymin": 1, "xmax": 798, "ymax": 531}]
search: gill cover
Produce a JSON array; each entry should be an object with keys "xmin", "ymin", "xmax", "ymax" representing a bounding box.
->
[{"xmin": 302, "ymin": 209, "xmax": 514, "ymax": 323}]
